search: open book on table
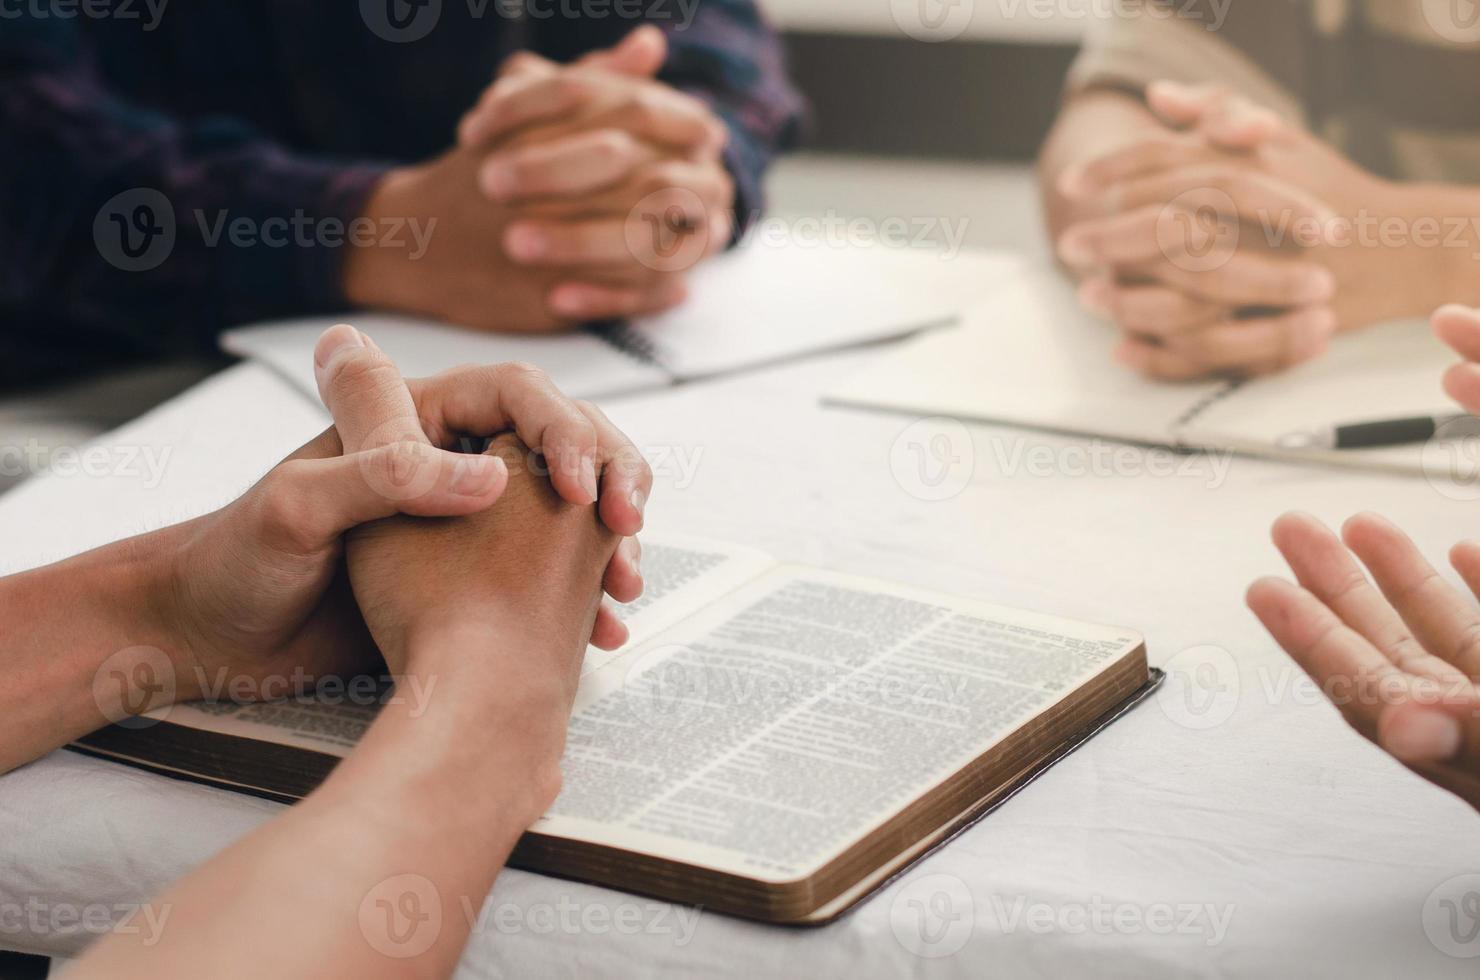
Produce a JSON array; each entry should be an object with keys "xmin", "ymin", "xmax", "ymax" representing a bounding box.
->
[
  {"xmin": 221, "ymin": 242, "xmax": 1020, "ymax": 403},
  {"xmin": 72, "ymin": 535, "xmax": 1155, "ymax": 925},
  {"xmin": 827, "ymin": 265, "xmax": 1464, "ymax": 476}
]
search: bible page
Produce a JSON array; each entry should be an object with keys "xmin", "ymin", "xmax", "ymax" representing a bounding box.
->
[{"xmin": 535, "ymin": 566, "xmax": 1143, "ymax": 883}]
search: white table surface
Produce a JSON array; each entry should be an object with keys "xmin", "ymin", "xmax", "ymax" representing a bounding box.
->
[{"xmin": 2, "ymin": 350, "xmax": 1479, "ymax": 978}]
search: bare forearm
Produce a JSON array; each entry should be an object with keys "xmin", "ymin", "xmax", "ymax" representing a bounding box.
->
[
  {"xmin": 1390, "ymin": 182, "xmax": 1480, "ymax": 314},
  {"xmin": 69, "ymin": 622, "xmax": 568, "ymax": 980},
  {"xmin": 1038, "ymin": 88, "xmax": 1167, "ymax": 244},
  {"xmin": 0, "ymin": 532, "xmax": 176, "ymax": 773}
]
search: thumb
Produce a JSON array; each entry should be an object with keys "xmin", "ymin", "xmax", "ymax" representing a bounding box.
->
[
  {"xmin": 576, "ymin": 24, "xmax": 666, "ymax": 77},
  {"xmin": 260, "ymin": 446, "xmax": 509, "ymax": 550}
]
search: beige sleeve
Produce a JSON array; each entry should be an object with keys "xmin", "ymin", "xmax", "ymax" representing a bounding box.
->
[{"xmin": 1066, "ymin": 3, "xmax": 1306, "ymax": 126}]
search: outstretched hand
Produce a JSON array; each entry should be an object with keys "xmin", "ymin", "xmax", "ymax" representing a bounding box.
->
[{"xmin": 1248, "ymin": 512, "xmax": 1480, "ymax": 812}]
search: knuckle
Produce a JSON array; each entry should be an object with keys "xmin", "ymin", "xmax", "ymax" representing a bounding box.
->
[
  {"xmin": 669, "ymin": 89, "xmax": 707, "ymax": 119},
  {"xmin": 595, "ymin": 129, "xmax": 636, "ymax": 163},
  {"xmin": 1115, "ymin": 294, "xmax": 1153, "ymax": 328},
  {"xmin": 562, "ymin": 412, "xmax": 600, "ymax": 449},
  {"xmin": 626, "ymin": 264, "xmax": 665, "ymax": 288},
  {"xmin": 325, "ymin": 346, "xmax": 396, "ymax": 395},
  {"xmin": 1146, "ymin": 137, "xmax": 1186, "ymax": 167},
  {"xmin": 629, "ymin": 90, "xmax": 665, "ymax": 127},
  {"xmin": 1271, "ymin": 268, "xmax": 1310, "ymax": 302},
  {"xmin": 1453, "ymin": 623, "xmax": 1480, "ymax": 667},
  {"xmin": 1178, "ymin": 333, "xmax": 1217, "ymax": 362},
  {"xmin": 552, "ymin": 75, "xmax": 589, "ymax": 103},
  {"xmin": 382, "ymin": 440, "xmax": 435, "ymax": 488},
  {"xmin": 256, "ymin": 463, "xmax": 317, "ymax": 550},
  {"xmin": 711, "ymin": 167, "xmax": 735, "ymax": 201},
  {"xmin": 442, "ymin": 362, "xmax": 481, "ymax": 380},
  {"xmin": 1201, "ymin": 171, "xmax": 1237, "ymax": 200},
  {"xmin": 500, "ymin": 360, "xmax": 550, "ymax": 387},
  {"xmin": 650, "ymin": 160, "xmax": 689, "ymax": 189}
]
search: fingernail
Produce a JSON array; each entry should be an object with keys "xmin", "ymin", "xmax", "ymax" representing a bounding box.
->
[
  {"xmin": 1386, "ymin": 709, "xmax": 1463, "ymax": 762},
  {"xmin": 1078, "ymin": 277, "xmax": 1115, "ymax": 316},
  {"xmin": 1304, "ymin": 267, "xmax": 1337, "ymax": 301},
  {"xmin": 505, "ymin": 224, "xmax": 547, "ymax": 263},
  {"xmin": 550, "ymin": 286, "xmax": 587, "ymax": 318},
  {"xmin": 314, "ymin": 324, "xmax": 364, "ymax": 367},
  {"xmin": 481, "ymin": 158, "xmax": 518, "ymax": 201},
  {"xmin": 360, "ymin": 331, "xmax": 379, "ymax": 350},
  {"xmin": 580, "ymin": 456, "xmax": 599, "ymax": 502},
  {"xmin": 1148, "ymin": 79, "xmax": 1196, "ymax": 107},
  {"xmin": 1437, "ymin": 303, "xmax": 1480, "ymax": 319},
  {"xmin": 707, "ymin": 123, "xmax": 729, "ymax": 153},
  {"xmin": 629, "ymin": 488, "xmax": 647, "ymax": 527},
  {"xmin": 451, "ymin": 455, "xmax": 502, "ymax": 496},
  {"xmin": 1311, "ymin": 307, "xmax": 1339, "ymax": 337},
  {"xmin": 1057, "ymin": 230, "xmax": 1097, "ymax": 267},
  {"xmin": 456, "ymin": 114, "xmax": 478, "ymax": 146},
  {"xmin": 313, "ymin": 325, "xmax": 365, "ymax": 381},
  {"xmin": 1057, "ymin": 163, "xmax": 1090, "ymax": 199}
]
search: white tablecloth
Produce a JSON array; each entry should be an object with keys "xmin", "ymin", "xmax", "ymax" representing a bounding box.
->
[{"xmin": 2, "ymin": 353, "xmax": 1479, "ymax": 978}]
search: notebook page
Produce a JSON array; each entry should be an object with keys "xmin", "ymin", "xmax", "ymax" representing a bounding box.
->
[
  {"xmin": 1182, "ymin": 318, "xmax": 1455, "ymax": 474},
  {"xmin": 635, "ymin": 243, "xmax": 1022, "ymax": 380},
  {"xmin": 221, "ymin": 313, "xmax": 667, "ymax": 405},
  {"xmin": 826, "ymin": 267, "xmax": 1222, "ymax": 447}
]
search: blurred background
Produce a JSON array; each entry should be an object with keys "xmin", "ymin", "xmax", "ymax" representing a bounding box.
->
[
  {"xmin": 0, "ymin": 0, "xmax": 1085, "ymax": 500},
  {"xmin": 766, "ymin": 0, "xmax": 1078, "ymax": 255}
]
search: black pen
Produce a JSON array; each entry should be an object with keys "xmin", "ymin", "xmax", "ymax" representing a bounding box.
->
[{"xmin": 1280, "ymin": 413, "xmax": 1480, "ymax": 450}]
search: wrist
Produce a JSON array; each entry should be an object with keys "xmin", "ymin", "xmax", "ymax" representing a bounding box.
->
[
  {"xmin": 0, "ymin": 530, "xmax": 184, "ymax": 770},
  {"xmin": 96, "ymin": 527, "xmax": 199, "ymax": 707},
  {"xmin": 342, "ymin": 166, "xmax": 422, "ymax": 312},
  {"xmin": 402, "ymin": 618, "xmax": 576, "ymax": 732},
  {"xmin": 325, "ymin": 622, "xmax": 573, "ymax": 830},
  {"xmin": 1388, "ymin": 182, "xmax": 1480, "ymax": 314}
]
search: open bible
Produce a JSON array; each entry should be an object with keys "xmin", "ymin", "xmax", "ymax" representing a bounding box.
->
[{"xmin": 72, "ymin": 536, "xmax": 1156, "ymax": 924}]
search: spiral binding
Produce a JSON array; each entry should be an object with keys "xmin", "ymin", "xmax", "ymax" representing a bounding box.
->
[
  {"xmin": 589, "ymin": 321, "xmax": 667, "ymax": 368},
  {"xmin": 1170, "ymin": 379, "xmax": 1247, "ymax": 448}
]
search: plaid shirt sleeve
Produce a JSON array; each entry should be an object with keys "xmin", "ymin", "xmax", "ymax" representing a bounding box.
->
[
  {"xmin": 534, "ymin": 0, "xmax": 806, "ymax": 238},
  {"xmin": 0, "ymin": 20, "xmax": 388, "ymax": 367},
  {"xmin": 660, "ymin": 0, "xmax": 806, "ymax": 236}
]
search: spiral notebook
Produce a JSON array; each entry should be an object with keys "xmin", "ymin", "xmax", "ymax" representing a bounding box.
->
[
  {"xmin": 826, "ymin": 266, "xmax": 1462, "ymax": 476},
  {"xmin": 222, "ymin": 243, "xmax": 1018, "ymax": 404}
]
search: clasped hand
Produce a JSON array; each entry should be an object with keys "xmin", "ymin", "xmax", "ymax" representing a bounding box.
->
[
  {"xmin": 346, "ymin": 26, "xmax": 733, "ymax": 332},
  {"xmin": 1058, "ymin": 81, "xmax": 1438, "ymax": 380},
  {"xmin": 153, "ymin": 324, "xmax": 649, "ymax": 712}
]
